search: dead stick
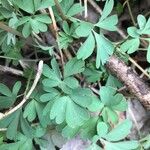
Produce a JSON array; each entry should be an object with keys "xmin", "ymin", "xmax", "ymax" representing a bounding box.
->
[
  {"xmin": 0, "ymin": 60, "xmax": 43, "ymax": 120},
  {"xmin": 106, "ymin": 56, "xmax": 150, "ymax": 109},
  {"xmin": 0, "ymin": 65, "xmax": 23, "ymax": 76}
]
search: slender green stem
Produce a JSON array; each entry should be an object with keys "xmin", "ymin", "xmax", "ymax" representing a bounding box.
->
[
  {"xmin": 126, "ymin": 1, "xmax": 136, "ymax": 26},
  {"xmin": 116, "ymin": 48, "xmax": 150, "ymax": 79}
]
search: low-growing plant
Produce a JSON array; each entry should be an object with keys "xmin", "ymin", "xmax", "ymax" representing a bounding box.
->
[{"xmin": 0, "ymin": 0, "xmax": 149, "ymax": 149}]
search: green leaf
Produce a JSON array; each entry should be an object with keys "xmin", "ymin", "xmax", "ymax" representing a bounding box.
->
[
  {"xmin": 60, "ymin": 0, "xmax": 83, "ymax": 17},
  {"xmin": 100, "ymin": 86, "xmax": 116, "ymax": 106},
  {"xmin": 127, "ymin": 27, "xmax": 139, "ymax": 38},
  {"xmin": 67, "ymin": 3, "xmax": 83, "ymax": 17},
  {"xmin": 104, "ymin": 140, "xmax": 139, "ymax": 150},
  {"xmin": 6, "ymin": 110, "xmax": 21, "ymax": 139},
  {"xmin": 127, "ymin": 15, "xmax": 150, "ymax": 36},
  {"xmin": 51, "ymin": 58, "xmax": 62, "ymax": 79},
  {"xmin": 137, "ymin": 15, "xmax": 146, "ymax": 30},
  {"xmin": 94, "ymin": 32, "xmax": 114, "ymax": 67},
  {"xmin": 88, "ymin": 98, "xmax": 104, "ymax": 112},
  {"xmin": 81, "ymin": 117, "xmax": 99, "ymax": 139},
  {"xmin": 1, "ymin": 0, "xmax": 13, "ymax": 11},
  {"xmin": 111, "ymin": 94, "xmax": 127, "ymax": 111},
  {"xmin": 0, "ymin": 7, "xmax": 12, "ymax": 18},
  {"xmin": 66, "ymin": 100, "xmax": 90, "ymax": 128},
  {"xmin": 120, "ymin": 38, "xmax": 140, "ymax": 54},
  {"xmin": 61, "ymin": 77, "xmax": 79, "ymax": 93},
  {"xmin": 38, "ymin": 0, "xmax": 63, "ymax": 9},
  {"xmin": 64, "ymin": 57, "xmax": 85, "ymax": 77},
  {"xmin": 58, "ymin": 32, "xmax": 73, "ymax": 49},
  {"xmin": 42, "ymin": 78, "xmax": 61, "ymax": 88},
  {"xmin": 17, "ymin": 14, "xmax": 50, "ymax": 37},
  {"xmin": 0, "ymin": 83, "xmax": 12, "ymax": 96},
  {"xmin": 30, "ymin": 19, "xmax": 47, "ymax": 33},
  {"xmin": 16, "ymin": 17, "xmax": 31, "ymax": 27},
  {"xmin": 105, "ymin": 119, "xmax": 132, "ymax": 141},
  {"xmin": 70, "ymin": 88, "xmax": 93, "ymax": 108},
  {"xmin": 143, "ymin": 17, "xmax": 150, "ymax": 34},
  {"xmin": 50, "ymin": 96, "xmax": 68, "ymax": 124},
  {"xmin": 83, "ymin": 66, "xmax": 103, "ymax": 83},
  {"xmin": 22, "ymin": 22, "xmax": 32, "ymax": 38},
  {"xmin": 76, "ymin": 21, "xmax": 94, "ymax": 37},
  {"xmin": 100, "ymin": 86, "xmax": 127, "ymax": 111},
  {"xmin": 77, "ymin": 33, "xmax": 95, "ymax": 60},
  {"xmin": 14, "ymin": 0, "xmax": 60, "ymax": 13},
  {"xmin": 96, "ymin": 15, "xmax": 118, "ymax": 31},
  {"xmin": 106, "ymin": 108, "xmax": 118, "ymax": 124},
  {"xmin": 12, "ymin": 81, "xmax": 21, "ymax": 95},
  {"xmin": 100, "ymin": 0, "xmax": 114, "ymax": 21},
  {"xmin": 50, "ymin": 96, "xmax": 90, "ymax": 128},
  {"xmin": 147, "ymin": 44, "xmax": 150, "ymax": 63},
  {"xmin": 23, "ymin": 100, "xmax": 36, "ymax": 122},
  {"xmin": 0, "ymin": 133, "xmax": 35, "ymax": 150},
  {"xmin": 20, "ymin": 114, "xmax": 33, "ymax": 138},
  {"xmin": 40, "ymin": 88, "xmax": 60, "ymax": 102},
  {"xmin": 34, "ymin": 14, "xmax": 51, "ymax": 24},
  {"xmin": 42, "ymin": 63, "xmax": 61, "ymax": 88},
  {"xmin": 0, "ymin": 82, "xmax": 21, "ymax": 109},
  {"xmin": 97, "ymin": 122, "xmax": 108, "ymax": 138},
  {"xmin": 106, "ymin": 75, "xmax": 122, "ymax": 88},
  {"xmin": 13, "ymin": 0, "xmax": 35, "ymax": 14},
  {"xmin": 62, "ymin": 125, "xmax": 80, "ymax": 139}
]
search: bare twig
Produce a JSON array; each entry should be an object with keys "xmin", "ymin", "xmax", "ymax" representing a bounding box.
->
[
  {"xmin": 87, "ymin": 0, "xmax": 102, "ymax": 14},
  {"xmin": 0, "ymin": 65, "xmax": 23, "ymax": 76},
  {"xmin": 48, "ymin": 7, "xmax": 59, "ymax": 37},
  {"xmin": 48, "ymin": 6, "xmax": 65, "ymax": 73},
  {"xmin": 54, "ymin": 0, "xmax": 67, "ymax": 20},
  {"xmin": 89, "ymin": 87, "xmax": 99, "ymax": 95},
  {"xmin": 106, "ymin": 56, "xmax": 150, "ymax": 109},
  {"xmin": 128, "ymin": 105, "xmax": 141, "ymax": 138},
  {"xmin": 0, "ymin": 60, "xmax": 43, "ymax": 120},
  {"xmin": 84, "ymin": 0, "xmax": 88, "ymax": 18}
]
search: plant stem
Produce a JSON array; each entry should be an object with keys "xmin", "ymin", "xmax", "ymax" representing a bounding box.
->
[
  {"xmin": 126, "ymin": 1, "xmax": 136, "ymax": 26},
  {"xmin": 0, "ymin": 60, "xmax": 43, "ymax": 120},
  {"xmin": 48, "ymin": 6, "xmax": 64, "ymax": 77},
  {"xmin": 128, "ymin": 57, "xmax": 150, "ymax": 78},
  {"xmin": 116, "ymin": 48, "xmax": 150, "ymax": 79},
  {"xmin": 0, "ymin": 22, "xmax": 23, "ymax": 37},
  {"xmin": 84, "ymin": 0, "xmax": 88, "ymax": 19},
  {"xmin": 54, "ymin": 0, "xmax": 67, "ymax": 20}
]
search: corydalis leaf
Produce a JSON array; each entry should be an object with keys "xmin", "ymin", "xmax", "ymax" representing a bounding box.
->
[
  {"xmin": 77, "ymin": 33, "xmax": 95, "ymax": 60},
  {"xmin": 50, "ymin": 96, "xmax": 90, "ymax": 128},
  {"xmin": 64, "ymin": 57, "xmax": 85, "ymax": 77},
  {"xmin": 94, "ymin": 32, "xmax": 114, "ymax": 67}
]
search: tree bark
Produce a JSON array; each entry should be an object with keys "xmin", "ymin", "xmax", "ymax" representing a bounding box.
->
[{"xmin": 106, "ymin": 56, "xmax": 150, "ymax": 109}]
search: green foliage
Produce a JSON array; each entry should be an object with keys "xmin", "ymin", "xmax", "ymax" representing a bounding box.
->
[
  {"xmin": 76, "ymin": 0, "xmax": 117, "ymax": 67},
  {"xmin": 54, "ymin": 0, "xmax": 83, "ymax": 18},
  {"xmin": 0, "ymin": 0, "xmax": 149, "ymax": 149},
  {"xmin": 12, "ymin": 0, "xmax": 62, "ymax": 14},
  {"xmin": 58, "ymin": 21, "xmax": 78, "ymax": 49},
  {"xmin": 16, "ymin": 14, "xmax": 51, "ymax": 37},
  {"xmin": 0, "ymin": 81, "xmax": 21, "ymax": 109},
  {"xmin": 121, "ymin": 14, "xmax": 150, "ymax": 63}
]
